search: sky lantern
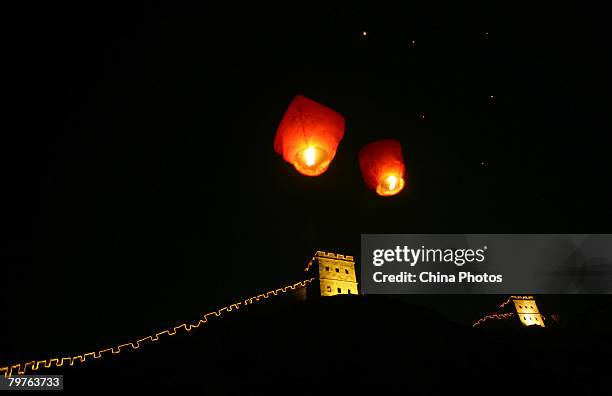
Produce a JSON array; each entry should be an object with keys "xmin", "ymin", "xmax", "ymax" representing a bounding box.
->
[
  {"xmin": 274, "ymin": 95, "xmax": 345, "ymax": 176},
  {"xmin": 359, "ymin": 139, "xmax": 406, "ymax": 196}
]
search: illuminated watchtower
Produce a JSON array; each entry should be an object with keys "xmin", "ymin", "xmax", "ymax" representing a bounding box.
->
[
  {"xmin": 303, "ymin": 251, "xmax": 359, "ymax": 297},
  {"xmin": 511, "ymin": 296, "xmax": 545, "ymax": 327}
]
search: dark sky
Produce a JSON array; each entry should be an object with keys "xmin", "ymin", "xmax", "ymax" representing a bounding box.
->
[{"xmin": 3, "ymin": 2, "xmax": 611, "ymax": 361}]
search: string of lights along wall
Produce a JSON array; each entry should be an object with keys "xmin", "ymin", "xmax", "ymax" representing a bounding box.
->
[
  {"xmin": 0, "ymin": 278, "xmax": 316, "ymax": 378},
  {"xmin": 273, "ymin": 95, "xmax": 407, "ymax": 197}
]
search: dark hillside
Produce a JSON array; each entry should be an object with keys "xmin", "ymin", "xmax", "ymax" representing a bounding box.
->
[{"xmin": 54, "ymin": 296, "xmax": 611, "ymax": 394}]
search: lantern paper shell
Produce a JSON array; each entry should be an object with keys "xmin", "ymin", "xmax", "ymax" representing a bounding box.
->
[
  {"xmin": 359, "ymin": 139, "xmax": 406, "ymax": 196},
  {"xmin": 274, "ymin": 95, "xmax": 345, "ymax": 176}
]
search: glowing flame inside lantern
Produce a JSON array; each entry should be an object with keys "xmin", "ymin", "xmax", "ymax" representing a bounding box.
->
[
  {"xmin": 304, "ymin": 147, "xmax": 317, "ymax": 166},
  {"xmin": 377, "ymin": 174, "xmax": 405, "ymax": 196},
  {"xmin": 293, "ymin": 146, "xmax": 330, "ymax": 176}
]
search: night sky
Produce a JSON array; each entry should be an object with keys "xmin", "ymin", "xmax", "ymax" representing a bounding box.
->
[{"xmin": 3, "ymin": 2, "xmax": 611, "ymax": 361}]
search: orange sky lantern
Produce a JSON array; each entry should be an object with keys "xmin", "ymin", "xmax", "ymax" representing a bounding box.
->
[
  {"xmin": 359, "ymin": 139, "xmax": 406, "ymax": 196},
  {"xmin": 274, "ymin": 95, "xmax": 345, "ymax": 176}
]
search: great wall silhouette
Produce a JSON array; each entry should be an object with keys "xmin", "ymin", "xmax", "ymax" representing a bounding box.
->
[{"xmin": 1, "ymin": 251, "xmax": 546, "ymax": 378}]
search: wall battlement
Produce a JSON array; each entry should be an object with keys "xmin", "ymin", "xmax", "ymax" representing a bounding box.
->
[
  {"xmin": 0, "ymin": 278, "xmax": 315, "ymax": 378},
  {"xmin": 315, "ymin": 251, "xmax": 354, "ymax": 261},
  {"xmin": 305, "ymin": 251, "xmax": 355, "ymax": 272}
]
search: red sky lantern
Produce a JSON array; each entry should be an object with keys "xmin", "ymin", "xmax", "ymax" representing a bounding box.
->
[
  {"xmin": 274, "ymin": 95, "xmax": 345, "ymax": 176},
  {"xmin": 359, "ymin": 139, "xmax": 406, "ymax": 196}
]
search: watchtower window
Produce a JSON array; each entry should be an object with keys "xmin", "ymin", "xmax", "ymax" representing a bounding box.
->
[
  {"xmin": 326, "ymin": 286, "xmax": 331, "ymax": 292},
  {"xmin": 337, "ymin": 288, "xmax": 341, "ymax": 293},
  {"xmin": 335, "ymin": 268, "xmax": 339, "ymax": 273},
  {"xmin": 347, "ymin": 289, "xmax": 351, "ymax": 294},
  {"xmin": 325, "ymin": 266, "xmax": 329, "ymax": 271},
  {"xmin": 345, "ymin": 269, "xmax": 349, "ymax": 274}
]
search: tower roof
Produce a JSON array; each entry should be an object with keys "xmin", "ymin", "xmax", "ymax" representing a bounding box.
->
[{"xmin": 304, "ymin": 251, "xmax": 355, "ymax": 272}]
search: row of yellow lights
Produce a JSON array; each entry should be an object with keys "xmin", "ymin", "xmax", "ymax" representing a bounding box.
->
[
  {"xmin": 472, "ymin": 312, "xmax": 515, "ymax": 328},
  {"xmin": 0, "ymin": 278, "xmax": 315, "ymax": 378},
  {"xmin": 497, "ymin": 296, "xmax": 514, "ymax": 310},
  {"xmin": 472, "ymin": 295, "xmax": 518, "ymax": 327}
]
